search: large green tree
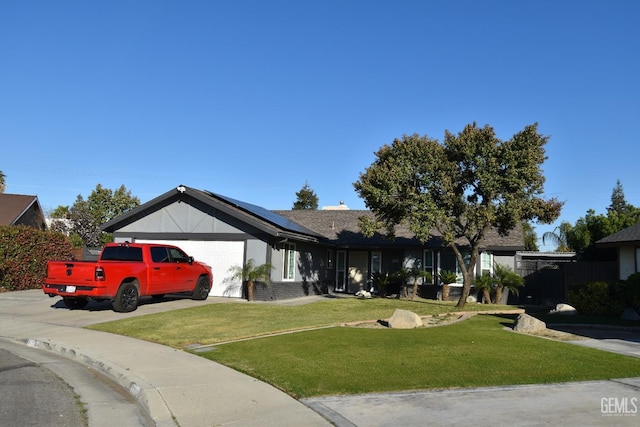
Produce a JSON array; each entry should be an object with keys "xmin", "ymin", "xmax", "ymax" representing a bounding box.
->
[
  {"xmin": 0, "ymin": 170, "xmax": 6, "ymax": 193},
  {"xmin": 70, "ymin": 184, "xmax": 140, "ymax": 246},
  {"xmin": 354, "ymin": 123, "xmax": 562, "ymax": 308},
  {"xmin": 292, "ymin": 181, "xmax": 319, "ymax": 210}
]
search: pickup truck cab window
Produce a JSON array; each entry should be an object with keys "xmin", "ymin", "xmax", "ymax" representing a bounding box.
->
[
  {"xmin": 169, "ymin": 247, "xmax": 190, "ymax": 263},
  {"xmin": 150, "ymin": 247, "xmax": 170, "ymax": 263},
  {"xmin": 101, "ymin": 246, "xmax": 143, "ymax": 262}
]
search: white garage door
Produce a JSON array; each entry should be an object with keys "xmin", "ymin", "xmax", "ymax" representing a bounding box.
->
[{"xmin": 136, "ymin": 240, "xmax": 245, "ymax": 298}]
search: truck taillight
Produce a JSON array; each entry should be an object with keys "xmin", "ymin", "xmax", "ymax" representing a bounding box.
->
[{"xmin": 95, "ymin": 266, "xmax": 105, "ymax": 281}]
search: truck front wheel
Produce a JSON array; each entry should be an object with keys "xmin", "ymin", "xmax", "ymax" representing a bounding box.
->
[
  {"xmin": 112, "ymin": 282, "xmax": 139, "ymax": 312},
  {"xmin": 192, "ymin": 276, "xmax": 211, "ymax": 300}
]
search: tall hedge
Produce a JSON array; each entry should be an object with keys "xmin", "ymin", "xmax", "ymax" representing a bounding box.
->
[
  {"xmin": 568, "ymin": 277, "xmax": 640, "ymax": 316},
  {"xmin": 0, "ymin": 225, "xmax": 73, "ymax": 291}
]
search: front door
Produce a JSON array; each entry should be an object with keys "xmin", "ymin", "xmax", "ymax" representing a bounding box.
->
[
  {"xmin": 335, "ymin": 251, "xmax": 346, "ymax": 292},
  {"xmin": 348, "ymin": 251, "xmax": 368, "ymax": 293}
]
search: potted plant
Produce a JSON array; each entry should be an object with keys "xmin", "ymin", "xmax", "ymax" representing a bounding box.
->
[
  {"xmin": 228, "ymin": 259, "xmax": 274, "ymax": 301},
  {"xmin": 438, "ymin": 270, "xmax": 457, "ymax": 301}
]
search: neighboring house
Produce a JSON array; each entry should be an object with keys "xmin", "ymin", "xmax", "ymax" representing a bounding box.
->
[
  {"xmin": 596, "ymin": 222, "xmax": 640, "ymax": 280},
  {"xmin": 0, "ymin": 194, "xmax": 46, "ymax": 230},
  {"xmin": 101, "ymin": 185, "xmax": 525, "ymax": 301}
]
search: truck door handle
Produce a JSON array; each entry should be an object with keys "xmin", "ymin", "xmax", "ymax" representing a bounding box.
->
[{"xmin": 153, "ymin": 267, "xmax": 161, "ymax": 270}]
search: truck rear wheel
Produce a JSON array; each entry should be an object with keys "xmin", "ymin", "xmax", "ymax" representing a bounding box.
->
[
  {"xmin": 192, "ymin": 276, "xmax": 210, "ymax": 300},
  {"xmin": 63, "ymin": 297, "xmax": 88, "ymax": 310},
  {"xmin": 112, "ymin": 282, "xmax": 139, "ymax": 312}
]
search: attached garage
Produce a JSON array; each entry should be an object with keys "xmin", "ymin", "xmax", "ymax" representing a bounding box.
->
[
  {"xmin": 101, "ymin": 185, "xmax": 323, "ymax": 300},
  {"xmin": 136, "ymin": 240, "xmax": 244, "ymax": 297}
]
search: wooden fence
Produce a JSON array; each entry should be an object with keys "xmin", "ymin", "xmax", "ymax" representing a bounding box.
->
[{"xmin": 515, "ymin": 260, "xmax": 617, "ymax": 305}]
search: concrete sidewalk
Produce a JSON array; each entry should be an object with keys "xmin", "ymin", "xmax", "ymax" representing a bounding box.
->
[
  {"xmin": 0, "ymin": 290, "xmax": 330, "ymax": 427},
  {"xmin": 2, "ymin": 290, "xmax": 640, "ymax": 426}
]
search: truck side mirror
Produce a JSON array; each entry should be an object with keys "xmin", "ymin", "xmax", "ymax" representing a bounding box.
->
[{"xmin": 188, "ymin": 256, "xmax": 194, "ymax": 264}]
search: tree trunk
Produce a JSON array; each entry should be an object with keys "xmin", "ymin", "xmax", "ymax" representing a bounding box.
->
[
  {"xmin": 494, "ymin": 286, "xmax": 503, "ymax": 305},
  {"xmin": 482, "ymin": 289, "xmax": 492, "ymax": 304},
  {"xmin": 412, "ymin": 282, "xmax": 419, "ymax": 300},
  {"xmin": 456, "ymin": 275, "xmax": 473, "ymax": 308},
  {"xmin": 247, "ymin": 280, "xmax": 255, "ymax": 301}
]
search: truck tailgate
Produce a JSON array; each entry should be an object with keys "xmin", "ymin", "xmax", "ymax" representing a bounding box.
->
[{"xmin": 46, "ymin": 261, "xmax": 98, "ymax": 287}]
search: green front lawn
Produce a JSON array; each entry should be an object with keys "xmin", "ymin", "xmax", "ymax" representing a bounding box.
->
[
  {"xmin": 87, "ymin": 298, "xmax": 515, "ymax": 347},
  {"xmin": 88, "ymin": 298, "xmax": 640, "ymax": 398}
]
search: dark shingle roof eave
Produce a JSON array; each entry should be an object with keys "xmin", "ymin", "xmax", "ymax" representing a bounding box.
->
[{"xmin": 596, "ymin": 222, "xmax": 640, "ymax": 247}]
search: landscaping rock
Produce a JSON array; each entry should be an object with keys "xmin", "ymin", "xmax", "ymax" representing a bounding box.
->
[
  {"xmin": 355, "ymin": 290, "xmax": 372, "ymax": 299},
  {"xmin": 550, "ymin": 303, "xmax": 577, "ymax": 315},
  {"xmin": 466, "ymin": 295, "xmax": 477, "ymax": 303},
  {"xmin": 513, "ymin": 313, "xmax": 546, "ymax": 333},
  {"xmin": 388, "ymin": 309, "xmax": 423, "ymax": 329},
  {"xmin": 620, "ymin": 307, "xmax": 640, "ymax": 321}
]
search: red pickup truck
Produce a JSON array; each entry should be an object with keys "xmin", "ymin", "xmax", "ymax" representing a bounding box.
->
[{"xmin": 43, "ymin": 242, "xmax": 213, "ymax": 312}]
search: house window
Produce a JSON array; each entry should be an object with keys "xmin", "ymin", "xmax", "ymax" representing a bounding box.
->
[
  {"xmin": 283, "ymin": 243, "xmax": 296, "ymax": 281},
  {"xmin": 371, "ymin": 251, "xmax": 382, "ymax": 275},
  {"xmin": 439, "ymin": 250, "xmax": 466, "ymax": 285},
  {"xmin": 423, "ymin": 250, "xmax": 434, "ymax": 282},
  {"xmin": 327, "ymin": 250, "xmax": 334, "ymax": 269},
  {"xmin": 481, "ymin": 252, "xmax": 493, "ymax": 276}
]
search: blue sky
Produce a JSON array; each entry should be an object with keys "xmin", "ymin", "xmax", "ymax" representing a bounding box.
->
[{"xmin": 2, "ymin": 1, "xmax": 638, "ymax": 249}]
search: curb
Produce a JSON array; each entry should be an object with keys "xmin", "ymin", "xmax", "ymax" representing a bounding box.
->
[{"xmin": 24, "ymin": 337, "xmax": 173, "ymax": 427}]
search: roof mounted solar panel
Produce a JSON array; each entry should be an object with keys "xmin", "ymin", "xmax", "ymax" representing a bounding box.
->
[{"xmin": 205, "ymin": 191, "xmax": 318, "ymax": 236}]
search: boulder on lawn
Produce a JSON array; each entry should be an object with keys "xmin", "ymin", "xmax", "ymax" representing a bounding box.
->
[
  {"xmin": 550, "ymin": 303, "xmax": 577, "ymax": 315},
  {"xmin": 513, "ymin": 313, "xmax": 546, "ymax": 333},
  {"xmin": 388, "ymin": 309, "xmax": 423, "ymax": 329}
]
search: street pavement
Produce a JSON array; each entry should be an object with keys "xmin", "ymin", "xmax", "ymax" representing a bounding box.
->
[{"xmin": 1, "ymin": 290, "xmax": 639, "ymax": 426}]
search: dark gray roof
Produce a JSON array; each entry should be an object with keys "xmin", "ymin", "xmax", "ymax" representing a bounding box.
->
[
  {"xmin": 101, "ymin": 185, "xmax": 523, "ymax": 250},
  {"xmin": 274, "ymin": 210, "xmax": 524, "ymax": 250},
  {"xmin": 596, "ymin": 222, "xmax": 640, "ymax": 247},
  {"xmin": 101, "ymin": 186, "xmax": 321, "ymax": 242}
]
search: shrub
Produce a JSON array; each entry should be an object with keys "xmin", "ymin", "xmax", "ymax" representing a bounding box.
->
[
  {"xmin": 567, "ymin": 281, "xmax": 625, "ymax": 316},
  {"xmin": 624, "ymin": 273, "xmax": 640, "ymax": 308},
  {"xmin": 0, "ymin": 225, "xmax": 73, "ymax": 291}
]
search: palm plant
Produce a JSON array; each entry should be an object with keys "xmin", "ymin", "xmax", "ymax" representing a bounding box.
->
[
  {"xmin": 493, "ymin": 263, "xmax": 524, "ymax": 304},
  {"xmin": 228, "ymin": 259, "xmax": 274, "ymax": 301},
  {"xmin": 394, "ymin": 268, "xmax": 412, "ymax": 299},
  {"xmin": 408, "ymin": 267, "xmax": 432, "ymax": 300},
  {"xmin": 542, "ymin": 223, "xmax": 572, "ymax": 252},
  {"xmin": 371, "ymin": 271, "xmax": 392, "ymax": 297},
  {"xmin": 474, "ymin": 272, "xmax": 495, "ymax": 304},
  {"xmin": 438, "ymin": 270, "xmax": 457, "ymax": 302}
]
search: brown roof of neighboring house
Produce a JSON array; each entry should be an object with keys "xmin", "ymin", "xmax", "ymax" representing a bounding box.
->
[
  {"xmin": 274, "ymin": 210, "xmax": 524, "ymax": 250},
  {"xmin": 596, "ymin": 222, "xmax": 640, "ymax": 247},
  {"xmin": 0, "ymin": 194, "xmax": 41, "ymax": 226}
]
